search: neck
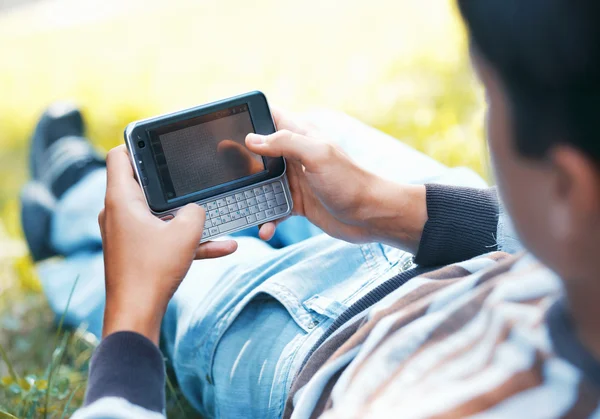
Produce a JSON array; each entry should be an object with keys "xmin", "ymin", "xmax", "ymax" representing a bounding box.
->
[{"xmin": 564, "ymin": 275, "xmax": 600, "ymax": 359}]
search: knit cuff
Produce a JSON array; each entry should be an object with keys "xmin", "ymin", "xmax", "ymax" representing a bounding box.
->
[
  {"xmin": 84, "ymin": 331, "xmax": 166, "ymax": 413},
  {"xmin": 414, "ymin": 184, "xmax": 499, "ymax": 266}
]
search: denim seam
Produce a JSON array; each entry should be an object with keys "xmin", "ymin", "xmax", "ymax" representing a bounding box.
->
[
  {"xmin": 275, "ymin": 332, "xmax": 306, "ymax": 418},
  {"xmin": 276, "ymin": 317, "xmax": 335, "ymax": 419},
  {"xmin": 303, "ymin": 296, "xmax": 347, "ymax": 319},
  {"xmin": 341, "ymin": 248, "xmax": 409, "ymax": 306},
  {"xmin": 359, "ymin": 243, "xmax": 378, "ymax": 272},
  {"xmin": 263, "ymin": 282, "xmax": 316, "ymax": 330}
]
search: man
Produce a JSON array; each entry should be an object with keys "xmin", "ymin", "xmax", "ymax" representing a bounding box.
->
[{"xmin": 23, "ymin": 0, "xmax": 600, "ymax": 417}]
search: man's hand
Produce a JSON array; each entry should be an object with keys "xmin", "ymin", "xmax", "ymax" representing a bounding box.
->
[
  {"xmin": 98, "ymin": 145, "xmax": 238, "ymax": 344},
  {"xmin": 246, "ymin": 109, "xmax": 427, "ymax": 251}
]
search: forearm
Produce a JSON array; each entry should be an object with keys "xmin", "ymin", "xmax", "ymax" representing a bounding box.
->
[
  {"xmin": 102, "ymin": 296, "xmax": 165, "ymax": 345},
  {"xmin": 358, "ymin": 177, "xmax": 427, "ymax": 254},
  {"xmin": 359, "ymin": 178, "xmax": 502, "ymax": 266}
]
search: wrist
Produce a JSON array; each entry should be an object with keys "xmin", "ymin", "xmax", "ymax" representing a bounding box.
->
[
  {"xmin": 358, "ymin": 175, "xmax": 427, "ymax": 253},
  {"xmin": 102, "ymin": 295, "xmax": 166, "ymax": 345}
]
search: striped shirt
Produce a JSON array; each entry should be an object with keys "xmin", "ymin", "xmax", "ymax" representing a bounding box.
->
[{"xmin": 286, "ymin": 252, "xmax": 600, "ymax": 418}]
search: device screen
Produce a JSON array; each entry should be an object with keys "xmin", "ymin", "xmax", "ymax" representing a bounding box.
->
[{"xmin": 149, "ymin": 104, "xmax": 266, "ymax": 200}]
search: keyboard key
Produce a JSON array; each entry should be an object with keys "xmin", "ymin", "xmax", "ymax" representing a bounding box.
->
[
  {"xmin": 244, "ymin": 191, "xmax": 254, "ymax": 199},
  {"xmin": 202, "ymin": 229, "xmax": 210, "ymax": 238},
  {"xmin": 258, "ymin": 202, "xmax": 268, "ymax": 211},
  {"xmin": 275, "ymin": 205, "xmax": 288, "ymax": 215},
  {"xmin": 228, "ymin": 203, "xmax": 238, "ymax": 213},
  {"xmin": 238, "ymin": 201, "xmax": 248, "ymax": 209},
  {"xmin": 221, "ymin": 214, "xmax": 232, "ymax": 223},
  {"xmin": 249, "ymin": 205, "xmax": 259, "ymax": 214},
  {"xmin": 207, "ymin": 201, "xmax": 218, "ymax": 210},
  {"xmin": 265, "ymin": 191, "xmax": 275, "ymax": 201},
  {"xmin": 212, "ymin": 217, "xmax": 222, "ymax": 226},
  {"xmin": 256, "ymin": 194, "xmax": 266, "ymax": 203},
  {"xmin": 265, "ymin": 208, "xmax": 275, "ymax": 218},
  {"xmin": 218, "ymin": 217, "xmax": 248, "ymax": 233},
  {"xmin": 209, "ymin": 227, "xmax": 219, "ymax": 236},
  {"xmin": 235, "ymin": 193, "xmax": 245, "ymax": 202},
  {"xmin": 275, "ymin": 193, "xmax": 286, "ymax": 205},
  {"xmin": 217, "ymin": 199, "xmax": 227, "ymax": 207},
  {"xmin": 240, "ymin": 208, "xmax": 250, "ymax": 216},
  {"xmin": 231, "ymin": 211, "xmax": 242, "ymax": 220},
  {"xmin": 209, "ymin": 209, "xmax": 221, "ymax": 218},
  {"xmin": 226, "ymin": 196, "xmax": 236, "ymax": 205},
  {"xmin": 267, "ymin": 200, "xmax": 277, "ymax": 209},
  {"xmin": 204, "ymin": 219, "xmax": 213, "ymax": 228},
  {"xmin": 220, "ymin": 205, "xmax": 230, "ymax": 214},
  {"xmin": 273, "ymin": 182, "xmax": 283, "ymax": 194},
  {"xmin": 246, "ymin": 214, "xmax": 257, "ymax": 223},
  {"xmin": 262, "ymin": 184, "xmax": 273, "ymax": 193},
  {"xmin": 247, "ymin": 197, "xmax": 257, "ymax": 206},
  {"xmin": 255, "ymin": 211, "xmax": 266, "ymax": 221},
  {"xmin": 200, "ymin": 203, "xmax": 208, "ymax": 211},
  {"xmin": 253, "ymin": 187, "xmax": 264, "ymax": 196}
]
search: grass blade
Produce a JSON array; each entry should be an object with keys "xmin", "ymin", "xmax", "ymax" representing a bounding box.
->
[
  {"xmin": 0, "ymin": 343, "xmax": 19, "ymax": 382},
  {"xmin": 60, "ymin": 383, "xmax": 83, "ymax": 419},
  {"xmin": 55, "ymin": 275, "xmax": 80, "ymax": 343},
  {"xmin": 39, "ymin": 273, "xmax": 82, "ymax": 418},
  {"xmin": 0, "ymin": 409, "xmax": 19, "ymax": 419},
  {"xmin": 44, "ymin": 333, "xmax": 70, "ymax": 419},
  {"xmin": 166, "ymin": 374, "xmax": 186, "ymax": 418}
]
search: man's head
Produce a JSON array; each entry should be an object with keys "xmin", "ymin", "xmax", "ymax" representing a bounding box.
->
[{"xmin": 458, "ymin": 0, "xmax": 600, "ymax": 282}]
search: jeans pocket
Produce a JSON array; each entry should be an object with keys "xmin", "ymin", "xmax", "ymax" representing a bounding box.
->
[{"xmin": 206, "ymin": 284, "xmax": 326, "ymax": 382}]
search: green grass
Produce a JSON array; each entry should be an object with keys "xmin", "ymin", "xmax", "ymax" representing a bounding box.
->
[{"xmin": 0, "ymin": 0, "xmax": 487, "ymax": 417}]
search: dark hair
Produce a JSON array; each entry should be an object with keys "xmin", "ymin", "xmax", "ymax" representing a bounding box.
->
[{"xmin": 457, "ymin": 0, "xmax": 600, "ymax": 162}]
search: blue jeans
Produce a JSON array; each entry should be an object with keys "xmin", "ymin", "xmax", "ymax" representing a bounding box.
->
[{"xmin": 37, "ymin": 110, "xmax": 487, "ymax": 418}]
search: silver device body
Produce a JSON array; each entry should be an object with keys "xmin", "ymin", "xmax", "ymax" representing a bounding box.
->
[{"xmin": 125, "ymin": 131, "xmax": 293, "ymax": 243}]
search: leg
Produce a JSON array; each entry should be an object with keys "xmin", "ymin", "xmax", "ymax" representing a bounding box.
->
[
  {"xmin": 302, "ymin": 109, "xmax": 488, "ymax": 188},
  {"xmin": 37, "ymin": 168, "xmax": 107, "ymax": 337},
  {"xmin": 163, "ymin": 233, "xmax": 408, "ymax": 418}
]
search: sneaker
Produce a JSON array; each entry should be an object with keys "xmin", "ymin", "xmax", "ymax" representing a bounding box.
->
[
  {"xmin": 20, "ymin": 182, "xmax": 57, "ymax": 262},
  {"xmin": 22, "ymin": 103, "xmax": 105, "ymax": 262},
  {"xmin": 30, "ymin": 102, "xmax": 85, "ymax": 180},
  {"xmin": 30, "ymin": 102, "xmax": 104, "ymax": 199}
]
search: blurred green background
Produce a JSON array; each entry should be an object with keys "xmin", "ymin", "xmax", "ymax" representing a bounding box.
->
[{"xmin": 0, "ymin": 0, "xmax": 487, "ymax": 416}]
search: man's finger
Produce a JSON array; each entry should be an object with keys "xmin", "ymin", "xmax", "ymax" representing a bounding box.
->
[
  {"xmin": 194, "ymin": 240, "xmax": 238, "ymax": 259},
  {"xmin": 170, "ymin": 204, "xmax": 205, "ymax": 245},
  {"xmin": 246, "ymin": 130, "xmax": 333, "ymax": 171},
  {"xmin": 258, "ymin": 222, "xmax": 277, "ymax": 241},
  {"xmin": 105, "ymin": 145, "xmax": 144, "ymax": 199},
  {"xmin": 258, "ymin": 216, "xmax": 289, "ymax": 241},
  {"xmin": 217, "ymin": 139, "xmax": 264, "ymax": 176}
]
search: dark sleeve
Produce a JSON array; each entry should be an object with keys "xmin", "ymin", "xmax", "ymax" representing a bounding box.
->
[
  {"xmin": 414, "ymin": 184, "xmax": 500, "ymax": 267},
  {"xmin": 84, "ymin": 331, "xmax": 166, "ymax": 413}
]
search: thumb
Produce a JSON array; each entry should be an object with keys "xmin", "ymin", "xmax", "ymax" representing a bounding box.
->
[
  {"xmin": 246, "ymin": 130, "xmax": 332, "ymax": 171},
  {"xmin": 169, "ymin": 204, "xmax": 205, "ymax": 246}
]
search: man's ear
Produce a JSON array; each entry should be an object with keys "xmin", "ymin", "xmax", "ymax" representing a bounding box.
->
[{"xmin": 549, "ymin": 145, "xmax": 600, "ymax": 239}]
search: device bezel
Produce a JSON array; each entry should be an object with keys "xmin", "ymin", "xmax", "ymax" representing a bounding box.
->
[{"xmin": 124, "ymin": 91, "xmax": 284, "ymax": 214}]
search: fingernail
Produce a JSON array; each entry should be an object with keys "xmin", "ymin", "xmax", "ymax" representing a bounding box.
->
[{"xmin": 247, "ymin": 134, "xmax": 266, "ymax": 145}]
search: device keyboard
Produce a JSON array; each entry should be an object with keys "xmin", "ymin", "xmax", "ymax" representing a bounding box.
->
[{"xmin": 196, "ymin": 180, "xmax": 289, "ymax": 241}]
